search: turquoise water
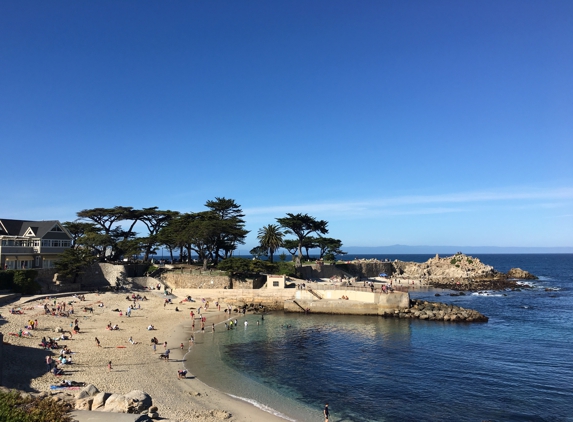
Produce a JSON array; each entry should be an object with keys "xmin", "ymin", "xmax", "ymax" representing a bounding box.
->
[{"xmin": 185, "ymin": 254, "xmax": 573, "ymax": 421}]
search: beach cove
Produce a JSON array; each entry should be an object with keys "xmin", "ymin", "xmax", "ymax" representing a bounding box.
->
[{"xmin": 0, "ymin": 288, "xmax": 290, "ymax": 422}]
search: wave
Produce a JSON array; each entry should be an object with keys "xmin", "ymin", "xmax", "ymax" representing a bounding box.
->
[
  {"xmin": 471, "ymin": 291, "xmax": 504, "ymax": 297},
  {"xmin": 227, "ymin": 393, "xmax": 298, "ymax": 422}
]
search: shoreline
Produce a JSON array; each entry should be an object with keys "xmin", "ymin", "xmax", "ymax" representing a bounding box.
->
[{"xmin": 0, "ymin": 289, "xmax": 290, "ymax": 422}]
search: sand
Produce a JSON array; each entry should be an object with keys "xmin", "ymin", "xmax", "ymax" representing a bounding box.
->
[{"xmin": 0, "ymin": 289, "xmax": 288, "ymax": 422}]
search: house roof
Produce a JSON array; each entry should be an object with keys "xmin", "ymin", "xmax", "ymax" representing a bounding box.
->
[{"xmin": 0, "ymin": 218, "xmax": 71, "ymax": 239}]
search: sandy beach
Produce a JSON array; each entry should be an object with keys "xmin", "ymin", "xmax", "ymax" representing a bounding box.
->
[{"xmin": 0, "ymin": 288, "xmax": 288, "ymax": 422}]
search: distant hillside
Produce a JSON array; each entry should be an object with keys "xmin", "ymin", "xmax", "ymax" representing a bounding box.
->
[{"xmin": 343, "ymin": 245, "xmax": 573, "ymax": 254}]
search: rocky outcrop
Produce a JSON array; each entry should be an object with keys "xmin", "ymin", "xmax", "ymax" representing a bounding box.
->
[
  {"xmin": 507, "ymin": 268, "xmax": 537, "ymax": 280},
  {"xmin": 380, "ymin": 299, "xmax": 488, "ymax": 322}
]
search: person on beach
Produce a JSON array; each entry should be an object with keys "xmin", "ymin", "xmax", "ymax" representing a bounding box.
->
[
  {"xmin": 178, "ymin": 369, "xmax": 188, "ymax": 379},
  {"xmin": 212, "ymin": 323, "xmax": 215, "ymax": 332},
  {"xmin": 324, "ymin": 403, "xmax": 330, "ymax": 422},
  {"xmin": 108, "ymin": 361, "xmax": 112, "ymax": 372},
  {"xmin": 180, "ymin": 343, "xmax": 184, "ymax": 349},
  {"xmin": 95, "ymin": 337, "xmax": 101, "ymax": 347},
  {"xmin": 152, "ymin": 342, "xmax": 156, "ymax": 353},
  {"xmin": 45, "ymin": 355, "xmax": 53, "ymax": 372},
  {"xmin": 164, "ymin": 341, "xmax": 167, "ymax": 350}
]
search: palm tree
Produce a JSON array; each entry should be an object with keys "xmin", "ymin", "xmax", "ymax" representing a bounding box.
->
[{"xmin": 257, "ymin": 224, "xmax": 284, "ymax": 263}]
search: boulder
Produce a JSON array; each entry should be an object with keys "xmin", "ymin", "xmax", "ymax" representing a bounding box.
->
[
  {"xmin": 124, "ymin": 390, "xmax": 153, "ymax": 413},
  {"xmin": 75, "ymin": 384, "xmax": 99, "ymax": 399},
  {"xmin": 102, "ymin": 393, "xmax": 129, "ymax": 413},
  {"xmin": 507, "ymin": 268, "xmax": 537, "ymax": 280},
  {"xmin": 92, "ymin": 392, "xmax": 111, "ymax": 410},
  {"xmin": 74, "ymin": 397, "xmax": 93, "ymax": 410}
]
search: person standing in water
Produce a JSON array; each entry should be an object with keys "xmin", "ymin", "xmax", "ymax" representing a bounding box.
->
[{"xmin": 324, "ymin": 403, "xmax": 329, "ymax": 422}]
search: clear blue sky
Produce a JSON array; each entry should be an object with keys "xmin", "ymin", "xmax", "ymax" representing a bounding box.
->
[{"xmin": 1, "ymin": 1, "xmax": 572, "ymax": 249}]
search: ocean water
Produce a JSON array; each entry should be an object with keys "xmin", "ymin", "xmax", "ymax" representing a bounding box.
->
[{"xmin": 184, "ymin": 254, "xmax": 573, "ymax": 421}]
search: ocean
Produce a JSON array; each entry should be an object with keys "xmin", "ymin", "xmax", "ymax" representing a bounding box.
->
[{"xmin": 184, "ymin": 254, "xmax": 573, "ymax": 421}]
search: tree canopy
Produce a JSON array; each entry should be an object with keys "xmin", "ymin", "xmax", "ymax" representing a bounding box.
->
[{"xmin": 276, "ymin": 213, "xmax": 328, "ymax": 268}]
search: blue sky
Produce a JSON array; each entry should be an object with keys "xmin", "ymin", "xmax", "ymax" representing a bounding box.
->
[{"xmin": 1, "ymin": 1, "xmax": 572, "ymax": 249}]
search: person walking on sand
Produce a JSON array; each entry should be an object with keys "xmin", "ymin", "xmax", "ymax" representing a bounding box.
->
[
  {"xmin": 163, "ymin": 341, "xmax": 167, "ymax": 350},
  {"xmin": 108, "ymin": 361, "xmax": 112, "ymax": 372},
  {"xmin": 324, "ymin": 403, "xmax": 330, "ymax": 422},
  {"xmin": 95, "ymin": 337, "xmax": 101, "ymax": 347},
  {"xmin": 152, "ymin": 342, "xmax": 156, "ymax": 353}
]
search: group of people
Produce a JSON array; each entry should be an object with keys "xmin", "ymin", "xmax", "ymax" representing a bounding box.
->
[{"xmin": 106, "ymin": 322, "xmax": 120, "ymax": 330}]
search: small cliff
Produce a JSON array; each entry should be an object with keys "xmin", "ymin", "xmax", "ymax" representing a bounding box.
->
[{"xmin": 337, "ymin": 253, "xmax": 537, "ymax": 290}]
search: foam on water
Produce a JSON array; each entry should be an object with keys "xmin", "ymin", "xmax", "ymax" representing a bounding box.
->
[{"xmin": 227, "ymin": 394, "xmax": 297, "ymax": 422}]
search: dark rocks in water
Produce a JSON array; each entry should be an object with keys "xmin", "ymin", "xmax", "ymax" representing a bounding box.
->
[
  {"xmin": 389, "ymin": 300, "xmax": 488, "ymax": 323},
  {"xmin": 435, "ymin": 293, "xmax": 441, "ymax": 297},
  {"xmin": 459, "ymin": 292, "xmax": 466, "ymax": 296}
]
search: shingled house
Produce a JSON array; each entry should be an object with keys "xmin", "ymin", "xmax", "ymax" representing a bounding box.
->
[{"xmin": 0, "ymin": 219, "xmax": 72, "ymax": 270}]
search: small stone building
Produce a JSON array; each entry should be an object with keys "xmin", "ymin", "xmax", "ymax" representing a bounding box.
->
[{"xmin": 266, "ymin": 274, "xmax": 286, "ymax": 289}]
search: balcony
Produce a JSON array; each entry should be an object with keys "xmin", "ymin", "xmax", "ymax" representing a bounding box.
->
[{"xmin": 0, "ymin": 246, "xmax": 36, "ymax": 254}]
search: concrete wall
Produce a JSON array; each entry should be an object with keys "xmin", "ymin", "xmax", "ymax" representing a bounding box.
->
[
  {"xmin": 295, "ymin": 289, "xmax": 409, "ymax": 309},
  {"xmin": 162, "ymin": 273, "xmax": 231, "ymax": 289},
  {"xmin": 286, "ymin": 291, "xmax": 409, "ymax": 315},
  {"xmin": 298, "ymin": 264, "xmax": 347, "ymax": 280},
  {"xmin": 77, "ymin": 263, "xmax": 148, "ymax": 287},
  {"xmin": 161, "ymin": 272, "xmax": 264, "ymax": 290},
  {"xmin": 335, "ymin": 262, "xmax": 395, "ymax": 278}
]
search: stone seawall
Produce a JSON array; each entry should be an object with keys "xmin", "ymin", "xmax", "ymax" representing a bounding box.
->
[{"xmin": 161, "ymin": 273, "xmax": 265, "ymax": 290}]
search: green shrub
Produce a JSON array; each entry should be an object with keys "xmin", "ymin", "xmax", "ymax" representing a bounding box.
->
[
  {"xmin": 450, "ymin": 259, "xmax": 458, "ymax": 265},
  {"xmin": 0, "ymin": 270, "xmax": 15, "ymax": 290},
  {"xmin": 12, "ymin": 270, "xmax": 40, "ymax": 295},
  {"xmin": 0, "ymin": 270, "xmax": 39, "ymax": 294},
  {"xmin": 467, "ymin": 259, "xmax": 473, "ymax": 264},
  {"xmin": 455, "ymin": 264, "xmax": 460, "ymax": 268},
  {"xmin": 0, "ymin": 390, "xmax": 72, "ymax": 422}
]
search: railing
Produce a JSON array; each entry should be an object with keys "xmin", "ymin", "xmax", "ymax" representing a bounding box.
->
[
  {"xmin": 292, "ymin": 300, "xmax": 306, "ymax": 311},
  {"xmin": 307, "ymin": 288, "xmax": 323, "ymax": 299},
  {"xmin": 308, "ymin": 284, "xmax": 411, "ymax": 293}
]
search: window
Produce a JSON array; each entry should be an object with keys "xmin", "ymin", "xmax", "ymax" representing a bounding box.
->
[
  {"xmin": 273, "ymin": 281, "xmax": 279, "ymax": 287},
  {"xmin": 42, "ymin": 240, "xmax": 51, "ymax": 247},
  {"xmin": 52, "ymin": 240, "xmax": 61, "ymax": 247},
  {"xmin": 50, "ymin": 225, "xmax": 63, "ymax": 232},
  {"xmin": 62, "ymin": 240, "xmax": 71, "ymax": 247}
]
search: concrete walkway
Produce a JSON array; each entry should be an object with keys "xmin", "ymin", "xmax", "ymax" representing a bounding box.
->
[{"xmin": 71, "ymin": 410, "xmax": 151, "ymax": 422}]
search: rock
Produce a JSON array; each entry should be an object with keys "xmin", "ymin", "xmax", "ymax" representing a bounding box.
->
[
  {"xmin": 149, "ymin": 406, "xmax": 158, "ymax": 413},
  {"xmin": 507, "ymin": 268, "xmax": 537, "ymax": 280},
  {"xmin": 149, "ymin": 412, "xmax": 159, "ymax": 419},
  {"xmin": 75, "ymin": 397, "xmax": 94, "ymax": 410},
  {"xmin": 91, "ymin": 392, "xmax": 111, "ymax": 410},
  {"xmin": 102, "ymin": 393, "xmax": 129, "ymax": 413},
  {"xmin": 124, "ymin": 390, "xmax": 153, "ymax": 413},
  {"xmin": 75, "ymin": 384, "xmax": 99, "ymax": 399}
]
